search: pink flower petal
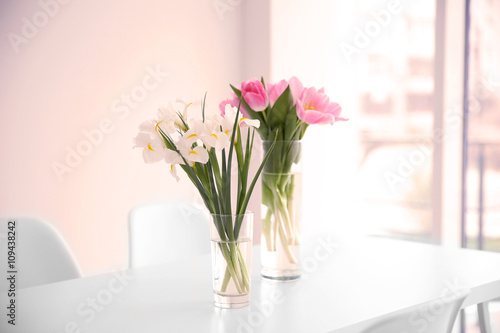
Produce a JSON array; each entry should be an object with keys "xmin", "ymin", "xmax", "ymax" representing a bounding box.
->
[{"xmin": 241, "ymin": 78, "xmax": 268, "ymax": 112}]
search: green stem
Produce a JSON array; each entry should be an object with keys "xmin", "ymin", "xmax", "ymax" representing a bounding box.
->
[
  {"xmin": 218, "ymin": 240, "xmax": 250, "ymax": 294},
  {"xmin": 272, "ymin": 202, "xmax": 280, "ymax": 251},
  {"xmin": 274, "ymin": 188, "xmax": 295, "ymax": 242},
  {"xmin": 237, "ymin": 247, "xmax": 250, "ymax": 291},
  {"xmin": 262, "ymin": 172, "xmax": 298, "ymax": 264},
  {"xmin": 229, "ymin": 242, "xmax": 244, "ymax": 288},
  {"xmin": 221, "ymin": 266, "xmax": 232, "ymax": 292},
  {"xmin": 219, "ymin": 243, "xmax": 243, "ymax": 294},
  {"xmin": 278, "ymin": 220, "xmax": 298, "ymax": 264},
  {"xmin": 262, "ymin": 209, "xmax": 273, "ymax": 251}
]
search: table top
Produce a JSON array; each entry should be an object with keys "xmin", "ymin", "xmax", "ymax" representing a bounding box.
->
[{"xmin": 3, "ymin": 235, "xmax": 500, "ymax": 333}]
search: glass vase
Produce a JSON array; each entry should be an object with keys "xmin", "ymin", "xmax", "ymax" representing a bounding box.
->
[
  {"xmin": 261, "ymin": 140, "xmax": 302, "ymax": 280},
  {"xmin": 210, "ymin": 212, "xmax": 253, "ymax": 308}
]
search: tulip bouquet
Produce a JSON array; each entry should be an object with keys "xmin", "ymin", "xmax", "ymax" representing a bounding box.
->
[
  {"xmin": 221, "ymin": 77, "xmax": 346, "ymax": 278},
  {"xmin": 134, "ymin": 98, "xmax": 276, "ymax": 298}
]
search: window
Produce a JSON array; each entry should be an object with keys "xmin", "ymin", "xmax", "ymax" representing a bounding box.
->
[{"xmin": 465, "ymin": 0, "xmax": 500, "ymax": 252}]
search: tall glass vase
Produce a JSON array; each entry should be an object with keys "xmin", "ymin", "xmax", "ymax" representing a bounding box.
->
[
  {"xmin": 261, "ymin": 140, "xmax": 302, "ymax": 280},
  {"xmin": 210, "ymin": 212, "xmax": 253, "ymax": 308}
]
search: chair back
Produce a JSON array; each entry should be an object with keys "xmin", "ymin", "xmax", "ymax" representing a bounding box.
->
[
  {"xmin": 337, "ymin": 289, "xmax": 469, "ymax": 333},
  {"xmin": 0, "ymin": 217, "xmax": 81, "ymax": 292},
  {"xmin": 128, "ymin": 201, "xmax": 210, "ymax": 268}
]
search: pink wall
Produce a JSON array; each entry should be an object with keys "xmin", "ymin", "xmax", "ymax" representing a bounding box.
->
[{"xmin": 0, "ymin": 0, "xmax": 251, "ymax": 275}]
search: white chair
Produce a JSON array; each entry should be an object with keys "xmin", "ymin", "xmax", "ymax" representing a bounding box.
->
[
  {"xmin": 0, "ymin": 217, "xmax": 81, "ymax": 292},
  {"xmin": 128, "ymin": 201, "xmax": 210, "ymax": 268},
  {"xmin": 335, "ymin": 289, "xmax": 469, "ymax": 333},
  {"xmin": 478, "ymin": 301, "xmax": 494, "ymax": 333}
]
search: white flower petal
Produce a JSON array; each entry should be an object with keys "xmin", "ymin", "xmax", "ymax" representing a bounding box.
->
[
  {"xmin": 133, "ymin": 133, "xmax": 152, "ymax": 148},
  {"xmin": 138, "ymin": 120, "xmax": 157, "ymax": 135},
  {"xmin": 240, "ymin": 118, "xmax": 260, "ymax": 128},
  {"xmin": 157, "ymin": 104, "xmax": 184, "ymax": 134},
  {"xmin": 224, "ymin": 104, "xmax": 237, "ymax": 120},
  {"xmin": 165, "ymin": 149, "xmax": 183, "ymax": 164},
  {"xmin": 183, "ymin": 129, "xmax": 200, "ymax": 146},
  {"xmin": 155, "ymin": 119, "xmax": 176, "ymax": 135},
  {"xmin": 186, "ymin": 145, "xmax": 209, "ymax": 164},
  {"xmin": 213, "ymin": 132, "xmax": 230, "ymax": 150},
  {"xmin": 142, "ymin": 143, "xmax": 165, "ymax": 164},
  {"xmin": 169, "ymin": 164, "xmax": 180, "ymax": 182}
]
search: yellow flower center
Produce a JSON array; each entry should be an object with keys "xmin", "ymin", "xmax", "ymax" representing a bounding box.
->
[
  {"xmin": 148, "ymin": 144, "xmax": 154, "ymax": 151},
  {"xmin": 186, "ymin": 134, "xmax": 197, "ymax": 139},
  {"xmin": 305, "ymin": 101, "xmax": 317, "ymax": 111},
  {"xmin": 211, "ymin": 133, "xmax": 218, "ymax": 140},
  {"xmin": 155, "ymin": 121, "xmax": 162, "ymax": 132},
  {"xmin": 189, "ymin": 150, "xmax": 199, "ymax": 155}
]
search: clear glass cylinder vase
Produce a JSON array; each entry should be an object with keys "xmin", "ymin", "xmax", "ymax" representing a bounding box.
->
[
  {"xmin": 261, "ymin": 140, "xmax": 302, "ymax": 281},
  {"xmin": 210, "ymin": 212, "xmax": 253, "ymax": 308}
]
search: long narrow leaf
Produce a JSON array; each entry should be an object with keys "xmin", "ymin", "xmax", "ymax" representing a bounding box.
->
[
  {"xmin": 208, "ymin": 149, "xmax": 223, "ymax": 195},
  {"xmin": 157, "ymin": 127, "xmax": 213, "ymax": 213},
  {"xmin": 221, "ymin": 149, "xmax": 227, "ymax": 213},
  {"xmin": 235, "ymin": 131, "xmax": 278, "ymax": 236},
  {"xmin": 206, "ymin": 157, "xmax": 222, "ymax": 216},
  {"xmin": 225, "ymin": 101, "xmax": 241, "ymax": 217},
  {"xmin": 235, "ymin": 127, "xmax": 245, "ymax": 213},
  {"xmin": 179, "ymin": 164, "xmax": 213, "ymax": 213},
  {"xmin": 236, "ymin": 127, "xmax": 252, "ymax": 214},
  {"xmin": 230, "ymin": 85, "xmax": 266, "ymax": 129},
  {"xmin": 202, "ymin": 92, "xmax": 207, "ymax": 122}
]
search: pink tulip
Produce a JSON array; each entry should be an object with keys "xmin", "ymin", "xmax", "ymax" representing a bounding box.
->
[
  {"xmin": 288, "ymin": 76, "xmax": 305, "ymax": 102},
  {"xmin": 219, "ymin": 95, "xmax": 249, "ymax": 118},
  {"xmin": 267, "ymin": 80, "xmax": 288, "ymax": 107},
  {"xmin": 241, "ymin": 78, "xmax": 268, "ymax": 112},
  {"xmin": 296, "ymin": 87, "xmax": 347, "ymax": 125},
  {"xmin": 267, "ymin": 77, "xmax": 305, "ymax": 107}
]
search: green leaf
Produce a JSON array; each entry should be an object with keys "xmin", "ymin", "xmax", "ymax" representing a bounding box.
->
[
  {"xmin": 230, "ymin": 84, "xmax": 267, "ymax": 126},
  {"xmin": 268, "ymin": 86, "xmax": 293, "ymax": 130},
  {"xmin": 267, "ymin": 128, "xmax": 283, "ymax": 142},
  {"xmin": 235, "ymin": 128, "xmax": 245, "ymax": 213},
  {"xmin": 156, "ymin": 126, "xmax": 177, "ymax": 150},
  {"xmin": 230, "ymin": 84, "xmax": 241, "ymax": 96},
  {"xmin": 221, "ymin": 149, "xmax": 227, "ymax": 213},
  {"xmin": 158, "ymin": 125, "xmax": 214, "ymax": 214},
  {"xmin": 261, "ymin": 175, "xmax": 274, "ymax": 209},
  {"xmin": 194, "ymin": 162, "xmax": 210, "ymax": 190},
  {"xmin": 178, "ymin": 162, "xmax": 213, "ymax": 213},
  {"xmin": 202, "ymin": 92, "xmax": 207, "ymax": 122},
  {"xmin": 225, "ymin": 106, "xmax": 241, "ymax": 217},
  {"xmin": 299, "ymin": 122, "xmax": 309, "ymax": 140},
  {"xmin": 284, "ymin": 105, "xmax": 300, "ymax": 141},
  {"xmin": 176, "ymin": 111, "xmax": 189, "ymax": 131},
  {"xmin": 206, "ymin": 160, "xmax": 221, "ymax": 215},
  {"xmin": 235, "ymin": 131, "xmax": 279, "ymax": 236},
  {"xmin": 208, "ymin": 149, "xmax": 223, "ymax": 196},
  {"xmin": 236, "ymin": 128, "xmax": 253, "ymax": 214}
]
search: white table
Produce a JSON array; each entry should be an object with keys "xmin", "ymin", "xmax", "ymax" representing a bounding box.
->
[{"xmin": 2, "ymin": 236, "xmax": 500, "ymax": 333}]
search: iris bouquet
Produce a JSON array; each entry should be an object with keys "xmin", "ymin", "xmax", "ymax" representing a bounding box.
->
[
  {"xmin": 134, "ymin": 98, "xmax": 276, "ymax": 298},
  {"xmin": 221, "ymin": 77, "xmax": 346, "ymax": 278}
]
